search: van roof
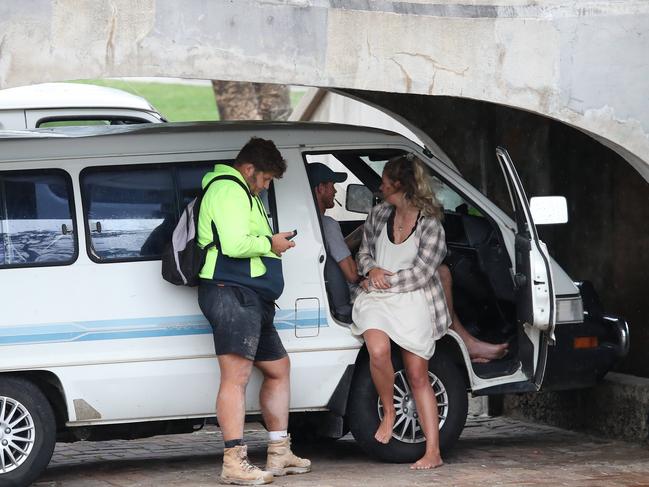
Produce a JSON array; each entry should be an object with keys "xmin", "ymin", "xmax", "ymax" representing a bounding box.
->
[
  {"xmin": 0, "ymin": 82, "xmax": 157, "ymax": 112},
  {"xmin": 0, "ymin": 121, "xmax": 414, "ymax": 163}
]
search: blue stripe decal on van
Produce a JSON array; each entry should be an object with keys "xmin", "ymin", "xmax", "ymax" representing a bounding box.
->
[{"xmin": 0, "ymin": 308, "xmax": 328, "ymax": 346}]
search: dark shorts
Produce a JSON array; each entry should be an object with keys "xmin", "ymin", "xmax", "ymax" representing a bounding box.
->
[{"xmin": 198, "ymin": 283, "xmax": 287, "ymax": 362}]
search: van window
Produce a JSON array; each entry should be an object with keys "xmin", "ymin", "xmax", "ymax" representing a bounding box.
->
[
  {"xmin": 81, "ymin": 161, "xmax": 278, "ymax": 262},
  {"xmin": 0, "ymin": 170, "xmax": 76, "ymax": 268},
  {"xmin": 178, "ymin": 163, "xmax": 217, "ymax": 206},
  {"xmin": 82, "ymin": 166, "xmax": 177, "ymax": 261},
  {"xmin": 304, "ymin": 153, "xmax": 376, "ymax": 224},
  {"xmin": 430, "ymin": 176, "xmax": 483, "ymax": 216},
  {"xmin": 363, "ymin": 155, "xmax": 482, "ymax": 216}
]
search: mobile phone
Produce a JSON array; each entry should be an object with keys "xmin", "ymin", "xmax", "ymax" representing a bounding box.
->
[{"xmin": 287, "ymin": 229, "xmax": 298, "ymax": 240}]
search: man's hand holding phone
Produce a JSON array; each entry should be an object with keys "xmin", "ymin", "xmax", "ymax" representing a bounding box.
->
[{"xmin": 271, "ymin": 230, "xmax": 297, "ymax": 255}]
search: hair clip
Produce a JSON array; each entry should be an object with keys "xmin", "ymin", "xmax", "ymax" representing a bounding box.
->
[{"xmin": 406, "ymin": 153, "xmax": 415, "ymax": 161}]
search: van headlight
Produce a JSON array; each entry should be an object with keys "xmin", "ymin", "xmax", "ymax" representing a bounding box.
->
[{"xmin": 556, "ymin": 296, "xmax": 584, "ymax": 324}]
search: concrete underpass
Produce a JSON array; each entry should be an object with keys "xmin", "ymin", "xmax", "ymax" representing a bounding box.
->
[{"xmin": 2, "ymin": 0, "xmax": 649, "ymax": 442}]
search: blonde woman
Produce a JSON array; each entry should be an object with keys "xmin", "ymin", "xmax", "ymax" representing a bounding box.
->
[{"xmin": 351, "ymin": 154, "xmax": 451, "ymax": 469}]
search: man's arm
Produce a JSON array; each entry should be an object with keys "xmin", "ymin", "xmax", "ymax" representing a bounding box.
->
[
  {"xmin": 322, "ymin": 216, "xmax": 360, "ymax": 284},
  {"xmin": 338, "ymin": 255, "xmax": 360, "ymax": 284}
]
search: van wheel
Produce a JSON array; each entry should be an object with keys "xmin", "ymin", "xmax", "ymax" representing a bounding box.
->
[
  {"xmin": 0, "ymin": 376, "xmax": 56, "ymax": 487},
  {"xmin": 346, "ymin": 349, "xmax": 468, "ymax": 463}
]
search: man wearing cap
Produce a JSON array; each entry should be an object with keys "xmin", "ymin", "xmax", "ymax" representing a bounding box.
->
[{"xmin": 307, "ymin": 163, "xmax": 361, "ymax": 287}]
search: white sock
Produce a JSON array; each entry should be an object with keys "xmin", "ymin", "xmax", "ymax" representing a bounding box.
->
[{"xmin": 268, "ymin": 430, "xmax": 288, "ymax": 442}]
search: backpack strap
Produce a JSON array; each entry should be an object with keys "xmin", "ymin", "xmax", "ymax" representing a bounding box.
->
[
  {"xmin": 203, "ymin": 174, "xmax": 252, "ymax": 208},
  {"xmin": 202, "ymin": 174, "xmax": 253, "ymax": 252}
]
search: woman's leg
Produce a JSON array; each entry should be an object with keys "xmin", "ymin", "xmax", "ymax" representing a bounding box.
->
[
  {"xmin": 364, "ymin": 329, "xmax": 396, "ymax": 444},
  {"xmin": 439, "ymin": 264, "xmax": 508, "ymax": 362},
  {"xmin": 401, "ymin": 349, "xmax": 443, "ymax": 469}
]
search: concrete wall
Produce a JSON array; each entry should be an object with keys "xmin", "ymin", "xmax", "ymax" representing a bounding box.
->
[
  {"xmin": 1, "ymin": 0, "xmax": 648, "ymax": 182},
  {"xmin": 290, "ymin": 89, "xmax": 423, "ymax": 145},
  {"xmin": 502, "ymin": 373, "xmax": 649, "ymax": 443},
  {"xmin": 346, "ymin": 89, "xmax": 649, "ymax": 377}
]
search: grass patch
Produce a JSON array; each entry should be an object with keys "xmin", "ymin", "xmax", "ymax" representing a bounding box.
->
[
  {"xmin": 73, "ymin": 79, "xmax": 219, "ymax": 122},
  {"xmin": 74, "ymin": 79, "xmax": 305, "ymax": 123}
]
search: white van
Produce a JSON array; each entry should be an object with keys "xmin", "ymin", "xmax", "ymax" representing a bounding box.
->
[
  {"xmin": 0, "ymin": 122, "xmax": 628, "ymax": 486},
  {"xmin": 0, "ymin": 82, "xmax": 164, "ymax": 130}
]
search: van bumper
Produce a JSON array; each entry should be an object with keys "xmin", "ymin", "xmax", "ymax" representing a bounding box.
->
[
  {"xmin": 602, "ymin": 314, "xmax": 630, "ymax": 358},
  {"xmin": 541, "ymin": 281, "xmax": 629, "ymax": 391}
]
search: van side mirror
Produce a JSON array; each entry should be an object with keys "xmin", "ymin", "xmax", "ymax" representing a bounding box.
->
[
  {"xmin": 345, "ymin": 184, "xmax": 374, "ymax": 214},
  {"xmin": 529, "ymin": 196, "xmax": 568, "ymax": 224}
]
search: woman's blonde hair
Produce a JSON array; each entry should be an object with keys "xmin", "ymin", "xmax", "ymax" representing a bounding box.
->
[{"xmin": 383, "ymin": 154, "xmax": 443, "ymax": 220}]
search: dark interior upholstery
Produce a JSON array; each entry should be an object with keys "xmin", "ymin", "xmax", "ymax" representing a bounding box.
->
[{"xmin": 324, "ymin": 252, "xmax": 353, "ymax": 323}]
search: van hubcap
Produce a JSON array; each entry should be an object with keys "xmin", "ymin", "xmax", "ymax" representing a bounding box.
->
[
  {"xmin": 0, "ymin": 397, "xmax": 36, "ymax": 474},
  {"xmin": 377, "ymin": 369, "xmax": 449, "ymax": 444}
]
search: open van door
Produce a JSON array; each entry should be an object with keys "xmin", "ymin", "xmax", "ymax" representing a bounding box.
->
[{"xmin": 496, "ymin": 147, "xmax": 556, "ymax": 387}]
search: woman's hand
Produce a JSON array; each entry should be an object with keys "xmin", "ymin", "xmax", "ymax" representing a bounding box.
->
[{"xmin": 367, "ymin": 267, "xmax": 394, "ymax": 289}]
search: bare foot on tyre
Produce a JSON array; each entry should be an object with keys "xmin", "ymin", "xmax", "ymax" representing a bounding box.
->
[
  {"xmin": 410, "ymin": 452, "xmax": 443, "ymax": 470},
  {"xmin": 375, "ymin": 409, "xmax": 395, "ymax": 444}
]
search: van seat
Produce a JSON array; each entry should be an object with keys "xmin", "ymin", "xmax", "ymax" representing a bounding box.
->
[{"xmin": 324, "ymin": 252, "xmax": 352, "ymax": 324}]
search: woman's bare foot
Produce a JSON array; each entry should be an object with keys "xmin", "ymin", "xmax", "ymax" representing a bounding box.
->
[
  {"xmin": 471, "ymin": 357, "xmax": 490, "ymax": 364},
  {"xmin": 410, "ymin": 452, "xmax": 444, "ymax": 470},
  {"xmin": 375, "ymin": 409, "xmax": 395, "ymax": 444},
  {"xmin": 467, "ymin": 339, "xmax": 508, "ymax": 362}
]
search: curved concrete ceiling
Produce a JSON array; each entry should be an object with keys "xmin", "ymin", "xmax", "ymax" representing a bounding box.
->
[{"xmin": 1, "ymin": 0, "xmax": 648, "ymax": 180}]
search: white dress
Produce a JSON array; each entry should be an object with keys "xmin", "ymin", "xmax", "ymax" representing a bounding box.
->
[{"xmin": 351, "ymin": 225, "xmax": 436, "ymax": 360}]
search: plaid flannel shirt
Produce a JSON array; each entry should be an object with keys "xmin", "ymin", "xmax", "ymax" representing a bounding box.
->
[{"xmin": 355, "ymin": 202, "xmax": 451, "ymax": 340}]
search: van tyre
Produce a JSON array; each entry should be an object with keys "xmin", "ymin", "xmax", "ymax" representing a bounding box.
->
[
  {"xmin": 0, "ymin": 376, "xmax": 57, "ymax": 487},
  {"xmin": 347, "ymin": 349, "xmax": 468, "ymax": 463}
]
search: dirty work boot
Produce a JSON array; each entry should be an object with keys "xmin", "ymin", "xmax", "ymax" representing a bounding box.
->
[
  {"xmin": 265, "ymin": 435, "xmax": 312, "ymax": 476},
  {"xmin": 221, "ymin": 444, "xmax": 273, "ymax": 485}
]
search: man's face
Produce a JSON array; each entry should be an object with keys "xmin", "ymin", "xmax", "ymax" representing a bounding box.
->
[
  {"xmin": 250, "ymin": 170, "xmax": 274, "ymax": 195},
  {"xmin": 241, "ymin": 164, "xmax": 275, "ymax": 195},
  {"xmin": 317, "ymin": 181, "xmax": 337, "ymax": 209}
]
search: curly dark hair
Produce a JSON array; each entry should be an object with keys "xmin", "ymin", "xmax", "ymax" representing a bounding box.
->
[{"xmin": 235, "ymin": 137, "xmax": 287, "ymax": 177}]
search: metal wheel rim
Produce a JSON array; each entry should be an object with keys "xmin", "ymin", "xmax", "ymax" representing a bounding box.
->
[
  {"xmin": 0, "ymin": 396, "xmax": 36, "ymax": 474},
  {"xmin": 377, "ymin": 369, "xmax": 448, "ymax": 444}
]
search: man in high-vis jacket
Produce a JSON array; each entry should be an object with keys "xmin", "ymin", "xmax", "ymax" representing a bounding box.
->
[{"xmin": 197, "ymin": 137, "xmax": 311, "ymax": 485}]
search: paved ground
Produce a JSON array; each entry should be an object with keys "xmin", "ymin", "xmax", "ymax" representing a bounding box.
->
[{"xmin": 35, "ymin": 416, "xmax": 649, "ymax": 487}]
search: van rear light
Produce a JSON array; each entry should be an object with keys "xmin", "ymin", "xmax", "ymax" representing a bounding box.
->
[
  {"xmin": 574, "ymin": 336, "xmax": 598, "ymax": 349},
  {"xmin": 556, "ymin": 296, "xmax": 584, "ymax": 324}
]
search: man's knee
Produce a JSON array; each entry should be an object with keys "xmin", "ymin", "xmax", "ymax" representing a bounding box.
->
[
  {"xmin": 257, "ymin": 356, "xmax": 290, "ymax": 381},
  {"xmin": 219, "ymin": 354, "xmax": 254, "ymax": 387}
]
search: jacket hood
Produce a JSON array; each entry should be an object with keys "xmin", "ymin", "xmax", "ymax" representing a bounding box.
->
[{"xmin": 201, "ymin": 163, "xmax": 246, "ymax": 190}]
